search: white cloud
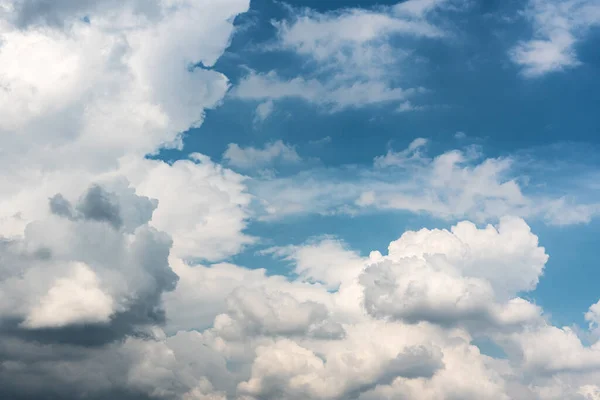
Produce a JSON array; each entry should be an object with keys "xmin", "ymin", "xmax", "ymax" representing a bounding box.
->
[
  {"xmin": 263, "ymin": 237, "xmax": 366, "ymax": 289},
  {"xmin": 223, "ymin": 140, "xmax": 302, "ymax": 170},
  {"xmin": 586, "ymin": 300, "xmax": 600, "ymax": 336},
  {"xmin": 0, "ymin": 0, "xmax": 254, "ymax": 263},
  {"xmin": 3, "ymin": 206, "xmax": 600, "ymax": 399},
  {"xmin": 120, "ymin": 155, "xmax": 255, "ymax": 262},
  {"xmin": 233, "ymin": 71, "xmax": 422, "ymax": 110},
  {"xmin": 160, "ymin": 218, "xmax": 597, "ymax": 400},
  {"xmin": 0, "ymin": 183, "xmax": 178, "ymax": 334},
  {"xmin": 253, "ymin": 100, "xmax": 274, "ymax": 124},
  {"xmin": 22, "ymin": 261, "xmax": 115, "ymax": 329},
  {"xmin": 233, "ymin": 0, "xmax": 457, "ymax": 111},
  {"xmin": 360, "ymin": 217, "xmax": 547, "ymax": 329},
  {"xmin": 510, "ymin": 0, "xmax": 600, "ymax": 77},
  {"xmin": 213, "ymin": 286, "xmax": 344, "ymax": 340},
  {"xmin": 251, "ymin": 140, "xmax": 600, "ymax": 225},
  {"xmin": 397, "ymin": 100, "xmax": 428, "ymax": 112},
  {"xmin": 309, "ymin": 136, "xmax": 332, "ymax": 145},
  {"xmin": 374, "ymin": 137, "xmax": 429, "ymax": 168},
  {"xmin": 2, "ymin": 1, "xmax": 600, "ymax": 399}
]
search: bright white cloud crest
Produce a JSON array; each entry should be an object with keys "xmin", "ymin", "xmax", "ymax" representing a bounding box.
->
[{"xmin": 1, "ymin": 0, "xmax": 600, "ymax": 400}]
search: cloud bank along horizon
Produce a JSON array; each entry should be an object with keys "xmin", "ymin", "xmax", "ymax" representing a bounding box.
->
[{"xmin": 1, "ymin": 0, "xmax": 600, "ymax": 399}]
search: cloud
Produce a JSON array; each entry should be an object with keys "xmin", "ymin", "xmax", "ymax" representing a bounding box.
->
[
  {"xmin": 360, "ymin": 217, "xmax": 547, "ymax": 329},
  {"xmin": 309, "ymin": 136, "xmax": 332, "ymax": 145},
  {"xmin": 120, "ymin": 155, "xmax": 255, "ymax": 262},
  {"xmin": 232, "ymin": 0, "xmax": 459, "ymax": 111},
  {"xmin": 397, "ymin": 100, "xmax": 428, "ymax": 112},
  {"xmin": 374, "ymin": 137, "xmax": 429, "ymax": 168},
  {"xmin": 22, "ymin": 261, "xmax": 115, "ymax": 329},
  {"xmin": 251, "ymin": 140, "xmax": 600, "ymax": 225},
  {"xmin": 0, "ymin": 182, "xmax": 177, "ymax": 343},
  {"xmin": 510, "ymin": 0, "xmax": 600, "ymax": 77},
  {"xmin": 263, "ymin": 237, "xmax": 366, "ymax": 289},
  {"xmin": 223, "ymin": 140, "xmax": 302, "ymax": 170},
  {"xmin": 2, "ymin": 0, "xmax": 600, "ymax": 399},
  {"xmin": 0, "ymin": 0, "xmax": 254, "ymax": 268},
  {"xmin": 213, "ymin": 287, "xmax": 345, "ymax": 340},
  {"xmin": 253, "ymin": 100, "xmax": 275, "ymax": 124},
  {"xmin": 3, "ymin": 208, "xmax": 600, "ymax": 399},
  {"xmin": 233, "ymin": 71, "xmax": 423, "ymax": 111}
]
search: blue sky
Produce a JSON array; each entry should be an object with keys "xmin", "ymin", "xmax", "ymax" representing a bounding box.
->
[
  {"xmin": 154, "ymin": 0, "xmax": 600, "ymax": 328},
  {"xmin": 3, "ymin": 0, "xmax": 600, "ymax": 399}
]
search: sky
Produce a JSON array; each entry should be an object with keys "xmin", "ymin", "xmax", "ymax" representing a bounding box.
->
[{"xmin": 1, "ymin": 0, "xmax": 600, "ymax": 399}]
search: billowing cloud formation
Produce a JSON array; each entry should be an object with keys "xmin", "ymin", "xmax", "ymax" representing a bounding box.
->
[
  {"xmin": 3, "ymin": 207, "xmax": 600, "ymax": 399},
  {"xmin": 0, "ymin": 183, "xmax": 176, "ymax": 341},
  {"xmin": 2, "ymin": 0, "xmax": 600, "ymax": 399},
  {"xmin": 0, "ymin": 0, "xmax": 252, "ymax": 246},
  {"xmin": 0, "ymin": 0, "xmax": 254, "ymax": 395},
  {"xmin": 120, "ymin": 155, "xmax": 255, "ymax": 262},
  {"xmin": 361, "ymin": 217, "xmax": 547, "ymax": 328}
]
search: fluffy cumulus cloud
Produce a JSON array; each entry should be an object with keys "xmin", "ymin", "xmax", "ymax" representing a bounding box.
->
[
  {"xmin": 4, "ymin": 193, "xmax": 600, "ymax": 399},
  {"xmin": 3, "ymin": 0, "xmax": 600, "ymax": 399},
  {"xmin": 0, "ymin": 0, "xmax": 257, "ymax": 260},
  {"xmin": 0, "ymin": 182, "xmax": 177, "ymax": 338},
  {"xmin": 120, "ymin": 154, "xmax": 255, "ymax": 262},
  {"xmin": 510, "ymin": 0, "xmax": 600, "ymax": 77},
  {"xmin": 158, "ymin": 218, "xmax": 600, "ymax": 400},
  {"xmin": 360, "ymin": 217, "xmax": 547, "ymax": 328}
]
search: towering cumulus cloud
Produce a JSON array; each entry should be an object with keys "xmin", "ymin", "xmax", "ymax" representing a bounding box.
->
[{"xmin": 1, "ymin": 0, "xmax": 600, "ymax": 400}]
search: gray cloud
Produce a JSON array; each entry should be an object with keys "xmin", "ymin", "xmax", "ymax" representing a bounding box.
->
[
  {"xmin": 11, "ymin": 0, "xmax": 161, "ymax": 28},
  {"xmin": 76, "ymin": 185, "xmax": 123, "ymax": 229},
  {"xmin": 1, "ymin": 183, "xmax": 178, "ymax": 347}
]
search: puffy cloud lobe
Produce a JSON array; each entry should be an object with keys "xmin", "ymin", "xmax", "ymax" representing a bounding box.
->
[
  {"xmin": 162, "ymin": 258, "xmax": 338, "ymax": 334},
  {"xmin": 213, "ymin": 287, "xmax": 345, "ymax": 340},
  {"xmin": 0, "ymin": 183, "xmax": 177, "ymax": 343},
  {"xmin": 360, "ymin": 217, "xmax": 547, "ymax": 329},
  {"xmin": 22, "ymin": 261, "xmax": 115, "ymax": 329},
  {"xmin": 237, "ymin": 339, "xmax": 444, "ymax": 400},
  {"xmin": 263, "ymin": 236, "xmax": 366, "ymax": 289},
  {"xmin": 586, "ymin": 300, "xmax": 600, "ymax": 332},
  {"xmin": 120, "ymin": 155, "xmax": 255, "ymax": 262},
  {"xmin": 498, "ymin": 325, "xmax": 600, "ymax": 375},
  {"xmin": 386, "ymin": 217, "xmax": 548, "ymax": 297}
]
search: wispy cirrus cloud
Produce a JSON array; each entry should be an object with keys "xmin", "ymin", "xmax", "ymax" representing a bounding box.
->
[
  {"xmin": 250, "ymin": 139, "xmax": 600, "ymax": 226},
  {"xmin": 510, "ymin": 0, "xmax": 600, "ymax": 77},
  {"xmin": 223, "ymin": 140, "xmax": 302, "ymax": 170},
  {"xmin": 232, "ymin": 0, "xmax": 465, "ymax": 112}
]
